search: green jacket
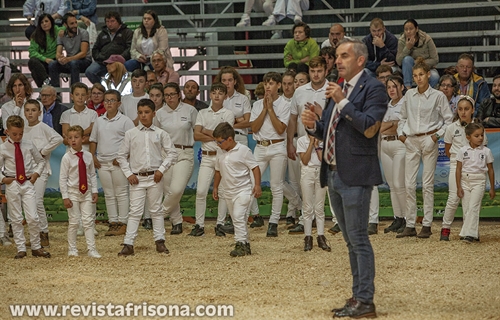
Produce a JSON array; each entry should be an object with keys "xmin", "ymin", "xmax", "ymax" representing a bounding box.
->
[
  {"xmin": 283, "ymin": 38, "xmax": 319, "ymax": 67},
  {"xmin": 29, "ymin": 25, "xmax": 65, "ymax": 62}
]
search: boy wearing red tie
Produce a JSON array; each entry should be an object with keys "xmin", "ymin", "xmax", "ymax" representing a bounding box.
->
[
  {"xmin": 59, "ymin": 125, "xmax": 100, "ymax": 258},
  {"xmin": 0, "ymin": 115, "xmax": 49, "ymax": 259}
]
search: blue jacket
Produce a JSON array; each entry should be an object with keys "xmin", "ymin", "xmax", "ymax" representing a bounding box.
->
[
  {"xmin": 362, "ymin": 30, "xmax": 398, "ymax": 73},
  {"xmin": 454, "ymin": 72, "xmax": 491, "ymax": 112}
]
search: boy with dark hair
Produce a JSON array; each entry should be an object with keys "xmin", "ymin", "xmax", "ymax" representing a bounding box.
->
[{"xmin": 120, "ymin": 69, "xmax": 149, "ymax": 125}]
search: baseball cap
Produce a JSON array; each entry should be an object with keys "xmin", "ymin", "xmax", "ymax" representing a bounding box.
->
[{"xmin": 103, "ymin": 54, "xmax": 126, "ymax": 64}]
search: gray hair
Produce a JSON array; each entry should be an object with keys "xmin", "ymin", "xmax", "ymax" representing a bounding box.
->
[
  {"xmin": 150, "ymin": 49, "xmax": 174, "ymax": 69},
  {"xmin": 40, "ymin": 85, "xmax": 56, "ymax": 95},
  {"xmin": 338, "ymin": 38, "xmax": 368, "ymax": 67}
]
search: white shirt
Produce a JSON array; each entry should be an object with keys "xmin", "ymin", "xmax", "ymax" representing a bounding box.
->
[
  {"xmin": 117, "ymin": 123, "xmax": 178, "ymax": 178},
  {"xmin": 290, "ymin": 81, "xmax": 329, "ymax": 138},
  {"xmin": 250, "ymin": 95, "xmax": 290, "ymax": 141},
  {"xmin": 0, "ymin": 138, "xmax": 46, "ymax": 182},
  {"xmin": 154, "ymin": 102, "xmax": 198, "ymax": 146},
  {"xmin": 457, "ymin": 145, "xmax": 494, "ymax": 174},
  {"xmin": 195, "ymin": 106, "xmax": 235, "ymax": 152},
  {"xmin": 89, "ymin": 112, "xmax": 135, "ymax": 162},
  {"xmin": 296, "ymin": 135, "xmax": 322, "ymax": 168},
  {"xmin": 215, "ymin": 142, "xmax": 258, "ymax": 198},
  {"xmin": 1, "ymin": 99, "xmax": 43, "ymax": 130},
  {"xmin": 383, "ymin": 98, "xmax": 403, "ymax": 122},
  {"xmin": 24, "ymin": 122, "xmax": 63, "ymax": 175},
  {"xmin": 223, "ymin": 91, "xmax": 251, "ymax": 135},
  {"xmin": 444, "ymin": 120, "xmax": 488, "ymax": 162},
  {"xmin": 59, "ymin": 148, "xmax": 98, "ymax": 199},
  {"xmin": 60, "ymin": 106, "xmax": 98, "ymax": 151},
  {"xmin": 120, "ymin": 93, "xmax": 149, "ymax": 122},
  {"xmin": 397, "ymin": 86, "xmax": 453, "ymax": 138}
]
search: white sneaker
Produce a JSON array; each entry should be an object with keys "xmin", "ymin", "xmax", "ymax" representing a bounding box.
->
[
  {"xmin": 0, "ymin": 235, "xmax": 12, "ymax": 246},
  {"xmin": 262, "ymin": 15, "xmax": 276, "ymax": 26},
  {"xmin": 77, "ymin": 226, "xmax": 84, "ymax": 236},
  {"xmin": 236, "ymin": 14, "xmax": 250, "ymax": 27},
  {"xmin": 271, "ymin": 31, "xmax": 283, "ymax": 39},
  {"xmin": 294, "ymin": 15, "xmax": 302, "ymax": 24},
  {"xmin": 68, "ymin": 249, "xmax": 79, "ymax": 257},
  {"xmin": 87, "ymin": 250, "xmax": 101, "ymax": 258}
]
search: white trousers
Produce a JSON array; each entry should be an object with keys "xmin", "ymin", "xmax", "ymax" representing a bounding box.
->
[
  {"xmin": 226, "ymin": 191, "xmax": 253, "ymax": 243},
  {"xmin": 67, "ymin": 190, "xmax": 96, "ymax": 252},
  {"xmin": 163, "ymin": 148, "xmax": 194, "ymax": 225},
  {"xmin": 244, "ymin": 0, "xmax": 275, "ymax": 15},
  {"xmin": 404, "ymin": 135, "xmax": 438, "ymax": 228},
  {"xmin": 285, "ymin": 137, "xmax": 302, "ymax": 218},
  {"xmin": 98, "ymin": 162, "xmax": 129, "ymax": 224},
  {"xmin": 442, "ymin": 162, "xmax": 459, "ymax": 229},
  {"xmin": 34, "ymin": 172, "xmax": 49, "ymax": 233},
  {"xmin": 6, "ymin": 181, "xmax": 41, "ymax": 252},
  {"xmin": 0, "ymin": 207, "xmax": 6, "ymax": 237},
  {"xmin": 124, "ymin": 175, "xmax": 165, "ymax": 245},
  {"xmin": 380, "ymin": 139, "xmax": 406, "ymax": 218},
  {"xmin": 254, "ymin": 141, "xmax": 287, "ymax": 224},
  {"xmin": 459, "ymin": 173, "xmax": 486, "ymax": 239},
  {"xmin": 195, "ymin": 155, "xmax": 226, "ymax": 227},
  {"xmin": 300, "ymin": 166, "xmax": 326, "ymax": 236},
  {"xmin": 369, "ymin": 186, "xmax": 379, "ymax": 224},
  {"xmin": 273, "ymin": 0, "xmax": 309, "ymax": 20}
]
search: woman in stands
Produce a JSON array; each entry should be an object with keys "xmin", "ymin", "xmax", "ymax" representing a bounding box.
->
[
  {"xmin": 23, "ymin": 0, "xmax": 67, "ymax": 39},
  {"xmin": 283, "ymin": 22, "xmax": 319, "ymax": 73},
  {"xmin": 148, "ymin": 83, "xmax": 166, "ymax": 111},
  {"xmin": 294, "ymin": 72, "xmax": 309, "ymax": 89},
  {"xmin": 1, "ymin": 74, "xmax": 33, "ymax": 130},
  {"xmin": 437, "ymin": 74, "xmax": 460, "ymax": 114},
  {"xmin": 396, "ymin": 19, "xmax": 440, "ymax": 90},
  {"xmin": 100, "ymin": 55, "xmax": 132, "ymax": 95},
  {"xmin": 125, "ymin": 10, "xmax": 173, "ymax": 72},
  {"xmin": 28, "ymin": 13, "xmax": 64, "ymax": 88},
  {"xmin": 150, "ymin": 50, "xmax": 180, "ymax": 84},
  {"xmin": 87, "ymin": 83, "xmax": 106, "ymax": 116}
]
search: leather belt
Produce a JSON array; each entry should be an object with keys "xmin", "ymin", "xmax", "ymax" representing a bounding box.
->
[
  {"xmin": 174, "ymin": 144, "xmax": 193, "ymax": 149},
  {"xmin": 202, "ymin": 150, "xmax": 217, "ymax": 156},
  {"xmin": 235, "ymin": 131, "xmax": 246, "ymax": 135},
  {"xmin": 134, "ymin": 171, "xmax": 155, "ymax": 176},
  {"xmin": 329, "ymin": 165, "xmax": 337, "ymax": 171},
  {"xmin": 382, "ymin": 135, "xmax": 398, "ymax": 141},
  {"xmin": 257, "ymin": 139, "xmax": 285, "ymax": 146},
  {"xmin": 415, "ymin": 129, "xmax": 438, "ymax": 137}
]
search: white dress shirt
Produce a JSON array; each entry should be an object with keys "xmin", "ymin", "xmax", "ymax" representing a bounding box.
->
[
  {"xmin": 59, "ymin": 148, "xmax": 99, "ymax": 198},
  {"xmin": 89, "ymin": 112, "xmax": 135, "ymax": 162},
  {"xmin": 0, "ymin": 138, "xmax": 46, "ymax": 182}
]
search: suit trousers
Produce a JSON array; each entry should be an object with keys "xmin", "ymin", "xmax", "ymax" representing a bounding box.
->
[
  {"xmin": 300, "ymin": 166, "xmax": 326, "ymax": 236},
  {"xmin": 67, "ymin": 190, "xmax": 96, "ymax": 253},
  {"xmin": 98, "ymin": 162, "xmax": 130, "ymax": 224},
  {"xmin": 380, "ymin": 139, "xmax": 406, "ymax": 218},
  {"xmin": 459, "ymin": 173, "xmax": 486, "ymax": 239}
]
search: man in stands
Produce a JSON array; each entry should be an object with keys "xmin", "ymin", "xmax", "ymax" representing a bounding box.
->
[
  {"xmin": 321, "ymin": 24, "xmax": 346, "ymax": 49},
  {"xmin": 85, "ymin": 11, "xmax": 133, "ymax": 84},
  {"xmin": 477, "ymin": 75, "xmax": 500, "ymax": 127},
  {"xmin": 151, "ymin": 50, "xmax": 180, "ymax": 85},
  {"xmin": 182, "ymin": 80, "xmax": 208, "ymax": 111},
  {"xmin": 362, "ymin": 18, "xmax": 398, "ymax": 77},
  {"xmin": 375, "ymin": 65, "xmax": 393, "ymax": 87},
  {"xmin": 40, "ymin": 85, "xmax": 68, "ymax": 136},
  {"xmin": 454, "ymin": 53, "xmax": 490, "ymax": 111}
]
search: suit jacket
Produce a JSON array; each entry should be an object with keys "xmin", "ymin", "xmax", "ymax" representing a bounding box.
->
[
  {"xmin": 46, "ymin": 101, "xmax": 68, "ymax": 136},
  {"xmin": 311, "ymin": 71, "xmax": 388, "ymax": 187}
]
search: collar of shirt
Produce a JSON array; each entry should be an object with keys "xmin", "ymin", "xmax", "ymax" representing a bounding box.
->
[
  {"xmin": 69, "ymin": 147, "xmax": 82, "ymax": 155},
  {"xmin": 44, "ymin": 101, "xmax": 56, "ymax": 114},
  {"xmin": 70, "ymin": 106, "xmax": 90, "ymax": 114},
  {"xmin": 137, "ymin": 122, "xmax": 157, "ymax": 131},
  {"xmin": 465, "ymin": 144, "xmax": 483, "ymax": 152},
  {"xmin": 64, "ymin": 28, "xmax": 81, "ymax": 38},
  {"xmin": 103, "ymin": 111, "xmax": 122, "ymax": 122},
  {"xmin": 209, "ymin": 106, "xmax": 225, "ymax": 114},
  {"xmin": 410, "ymin": 84, "xmax": 433, "ymax": 98},
  {"xmin": 304, "ymin": 81, "xmax": 328, "ymax": 93},
  {"xmin": 344, "ymin": 69, "xmax": 364, "ymax": 98},
  {"xmin": 165, "ymin": 103, "xmax": 182, "ymax": 113},
  {"xmin": 226, "ymin": 91, "xmax": 240, "ymax": 100}
]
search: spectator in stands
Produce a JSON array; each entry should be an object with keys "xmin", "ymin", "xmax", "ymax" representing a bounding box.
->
[
  {"xmin": 23, "ymin": 0, "xmax": 67, "ymax": 40},
  {"xmin": 264, "ymin": 0, "xmax": 310, "ymax": 27},
  {"xmin": 85, "ymin": 11, "xmax": 133, "ymax": 84},
  {"xmin": 294, "ymin": 71, "xmax": 309, "ymax": 89},
  {"xmin": 100, "ymin": 55, "xmax": 132, "ymax": 95},
  {"xmin": 320, "ymin": 46, "xmax": 337, "ymax": 83},
  {"xmin": 40, "ymin": 85, "xmax": 68, "ymax": 136},
  {"xmin": 151, "ymin": 50, "xmax": 180, "ymax": 84},
  {"xmin": 48, "ymin": 13, "xmax": 92, "ymax": 88},
  {"xmin": 120, "ymin": 69, "xmax": 149, "ymax": 124},
  {"xmin": 148, "ymin": 83, "xmax": 166, "ymax": 111},
  {"xmin": 236, "ymin": 0, "xmax": 276, "ymax": 27},
  {"xmin": 87, "ymin": 83, "xmax": 106, "ymax": 116},
  {"xmin": 28, "ymin": 14, "xmax": 64, "ymax": 88},
  {"xmin": 125, "ymin": 10, "xmax": 174, "ymax": 73},
  {"xmin": 396, "ymin": 19, "xmax": 439, "ymax": 89},
  {"xmin": 1, "ymin": 74, "xmax": 33, "ymax": 130},
  {"xmin": 182, "ymin": 80, "xmax": 208, "ymax": 111},
  {"xmin": 283, "ymin": 22, "xmax": 319, "ymax": 72},
  {"xmin": 454, "ymin": 53, "xmax": 490, "ymax": 111},
  {"xmin": 477, "ymin": 75, "xmax": 500, "ymax": 127},
  {"xmin": 145, "ymin": 70, "xmax": 157, "ymax": 92},
  {"xmin": 437, "ymin": 74, "xmax": 460, "ymax": 114},
  {"xmin": 254, "ymin": 82, "xmax": 265, "ymax": 100},
  {"xmin": 376, "ymin": 65, "xmax": 393, "ymax": 86},
  {"xmin": 68, "ymin": 0, "xmax": 97, "ymax": 26},
  {"xmin": 321, "ymin": 24, "xmax": 346, "ymax": 49},
  {"xmin": 362, "ymin": 18, "xmax": 398, "ymax": 77}
]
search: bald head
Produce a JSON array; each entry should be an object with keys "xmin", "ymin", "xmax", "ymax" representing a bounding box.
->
[{"xmin": 329, "ymin": 24, "xmax": 345, "ymax": 48}]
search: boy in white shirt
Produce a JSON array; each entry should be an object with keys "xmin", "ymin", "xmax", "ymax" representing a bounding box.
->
[
  {"xmin": 213, "ymin": 122, "xmax": 262, "ymax": 256},
  {"xmin": 117, "ymin": 98, "xmax": 177, "ymax": 256},
  {"xmin": 24, "ymin": 99, "xmax": 64, "ymax": 247},
  {"xmin": 120, "ymin": 69, "xmax": 149, "ymax": 126}
]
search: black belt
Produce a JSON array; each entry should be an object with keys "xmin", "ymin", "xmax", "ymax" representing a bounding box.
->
[
  {"xmin": 329, "ymin": 165, "xmax": 337, "ymax": 171},
  {"xmin": 134, "ymin": 171, "xmax": 156, "ymax": 176},
  {"xmin": 382, "ymin": 135, "xmax": 398, "ymax": 141}
]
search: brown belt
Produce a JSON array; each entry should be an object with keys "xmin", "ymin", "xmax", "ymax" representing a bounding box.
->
[
  {"xmin": 174, "ymin": 144, "xmax": 193, "ymax": 149},
  {"xmin": 202, "ymin": 150, "xmax": 217, "ymax": 156},
  {"xmin": 415, "ymin": 129, "xmax": 438, "ymax": 137},
  {"xmin": 382, "ymin": 135, "xmax": 398, "ymax": 141},
  {"xmin": 134, "ymin": 171, "xmax": 155, "ymax": 176},
  {"xmin": 329, "ymin": 165, "xmax": 337, "ymax": 171},
  {"xmin": 257, "ymin": 139, "xmax": 285, "ymax": 146}
]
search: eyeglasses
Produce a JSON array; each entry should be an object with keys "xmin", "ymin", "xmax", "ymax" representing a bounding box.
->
[
  {"xmin": 164, "ymin": 93, "xmax": 178, "ymax": 99},
  {"xmin": 104, "ymin": 99, "xmax": 118, "ymax": 104},
  {"xmin": 439, "ymin": 84, "xmax": 453, "ymax": 89},
  {"xmin": 215, "ymin": 139, "xmax": 226, "ymax": 145}
]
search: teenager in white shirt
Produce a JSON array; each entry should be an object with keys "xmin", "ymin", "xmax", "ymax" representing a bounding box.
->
[{"xmin": 120, "ymin": 69, "xmax": 149, "ymax": 125}]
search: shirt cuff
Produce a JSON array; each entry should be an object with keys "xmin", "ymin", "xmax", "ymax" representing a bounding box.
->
[{"xmin": 337, "ymin": 98, "xmax": 348, "ymax": 112}]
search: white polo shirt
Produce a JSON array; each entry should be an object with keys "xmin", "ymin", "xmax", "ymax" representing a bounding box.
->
[
  {"xmin": 383, "ymin": 99, "xmax": 403, "ymax": 122},
  {"xmin": 296, "ymin": 135, "xmax": 322, "ymax": 168},
  {"xmin": 60, "ymin": 106, "xmax": 98, "ymax": 151},
  {"xmin": 223, "ymin": 91, "xmax": 251, "ymax": 135},
  {"xmin": 120, "ymin": 93, "xmax": 149, "ymax": 121},
  {"xmin": 444, "ymin": 120, "xmax": 488, "ymax": 162},
  {"xmin": 195, "ymin": 106, "xmax": 235, "ymax": 152},
  {"xmin": 250, "ymin": 95, "xmax": 290, "ymax": 141},
  {"xmin": 290, "ymin": 82, "xmax": 329, "ymax": 138},
  {"xmin": 215, "ymin": 142, "xmax": 258, "ymax": 198},
  {"xmin": 457, "ymin": 145, "xmax": 494, "ymax": 174},
  {"xmin": 155, "ymin": 102, "xmax": 198, "ymax": 146},
  {"xmin": 89, "ymin": 112, "xmax": 135, "ymax": 162}
]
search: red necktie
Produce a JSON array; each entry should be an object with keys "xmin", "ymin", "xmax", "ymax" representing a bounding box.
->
[
  {"xmin": 76, "ymin": 152, "xmax": 88, "ymax": 194},
  {"xmin": 326, "ymin": 83, "xmax": 350, "ymax": 163},
  {"xmin": 14, "ymin": 142, "xmax": 26, "ymax": 184}
]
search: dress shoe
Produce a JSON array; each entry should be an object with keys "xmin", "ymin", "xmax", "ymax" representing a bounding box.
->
[
  {"xmin": 266, "ymin": 223, "xmax": 278, "ymax": 237},
  {"xmin": 118, "ymin": 244, "xmax": 134, "ymax": 256},
  {"xmin": 334, "ymin": 300, "xmax": 376, "ymax": 318},
  {"xmin": 142, "ymin": 218, "xmax": 153, "ymax": 230},
  {"xmin": 303, "ymin": 235, "xmax": 313, "ymax": 251},
  {"xmin": 170, "ymin": 223, "xmax": 183, "ymax": 235},
  {"xmin": 105, "ymin": 222, "xmax": 118, "ymax": 236},
  {"xmin": 40, "ymin": 232, "xmax": 49, "ymax": 247},
  {"xmin": 317, "ymin": 235, "xmax": 331, "ymax": 252},
  {"xmin": 32, "ymin": 248, "xmax": 51, "ymax": 258},
  {"xmin": 114, "ymin": 223, "xmax": 127, "ymax": 236},
  {"xmin": 230, "ymin": 241, "xmax": 251, "ymax": 257},
  {"xmin": 328, "ymin": 223, "xmax": 341, "ymax": 235},
  {"xmin": 288, "ymin": 223, "xmax": 304, "ymax": 234},
  {"xmin": 368, "ymin": 223, "xmax": 378, "ymax": 235},
  {"xmin": 219, "ymin": 224, "xmax": 234, "ymax": 234},
  {"xmin": 249, "ymin": 215, "xmax": 264, "ymax": 228},
  {"xmin": 384, "ymin": 217, "xmax": 404, "ymax": 233},
  {"xmin": 331, "ymin": 297, "xmax": 356, "ymax": 313},
  {"xmin": 188, "ymin": 224, "xmax": 205, "ymax": 237},
  {"xmin": 440, "ymin": 228, "xmax": 450, "ymax": 241},
  {"xmin": 215, "ymin": 224, "xmax": 226, "ymax": 237},
  {"xmin": 396, "ymin": 227, "xmax": 417, "ymax": 238},
  {"xmin": 396, "ymin": 219, "xmax": 406, "ymax": 233},
  {"xmin": 287, "ymin": 222, "xmax": 299, "ymax": 230},
  {"xmin": 8, "ymin": 224, "xmax": 13, "ymax": 238},
  {"xmin": 286, "ymin": 216, "xmax": 295, "ymax": 225},
  {"xmin": 14, "ymin": 251, "xmax": 27, "ymax": 259},
  {"xmin": 155, "ymin": 239, "xmax": 169, "ymax": 254},
  {"xmin": 417, "ymin": 226, "xmax": 432, "ymax": 238}
]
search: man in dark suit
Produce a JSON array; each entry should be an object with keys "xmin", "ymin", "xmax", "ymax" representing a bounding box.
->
[
  {"xmin": 40, "ymin": 85, "xmax": 68, "ymax": 136},
  {"xmin": 302, "ymin": 39, "xmax": 387, "ymax": 318}
]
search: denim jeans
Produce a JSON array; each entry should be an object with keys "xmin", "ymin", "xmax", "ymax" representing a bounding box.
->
[
  {"xmin": 85, "ymin": 61, "xmax": 107, "ymax": 84},
  {"xmin": 48, "ymin": 59, "xmax": 92, "ymax": 87},
  {"xmin": 402, "ymin": 56, "xmax": 440, "ymax": 88},
  {"xmin": 327, "ymin": 169, "xmax": 375, "ymax": 304}
]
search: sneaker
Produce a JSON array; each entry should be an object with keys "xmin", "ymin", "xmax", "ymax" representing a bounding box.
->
[
  {"xmin": 262, "ymin": 15, "xmax": 276, "ymax": 26},
  {"xmin": 105, "ymin": 222, "xmax": 119, "ymax": 236},
  {"xmin": 462, "ymin": 236, "xmax": 474, "ymax": 243},
  {"xmin": 396, "ymin": 227, "xmax": 417, "ymax": 238},
  {"xmin": 230, "ymin": 241, "xmax": 250, "ymax": 257},
  {"xmin": 170, "ymin": 223, "xmax": 183, "ymax": 235},
  {"xmin": 271, "ymin": 31, "xmax": 283, "ymax": 39},
  {"xmin": 0, "ymin": 235, "xmax": 12, "ymax": 246},
  {"xmin": 68, "ymin": 249, "xmax": 79, "ymax": 257},
  {"xmin": 293, "ymin": 15, "xmax": 302, "ymax": 24},
  {"xmin": 142, "ymin": 218, "xmax": 153, "ymax": 230},
  {"xmin": 250, "ymin": 215, "xmax": 264, "ymax": 228},
  {"xmin": 440, "ymin": 228, "xmax": 450, "ymax": 241},
  {"xmin": 384, "ymin": 217, "xmax": 404, "ymax": 233},
  {"xmin": 236, "ymin": 14, "xmax": 250, "ymax": 27},
  {"xmin": 40, "ymin": 232, "xmax": 49, "ymax": 247},
  {"xmin": 188, "ymin": 224, "xmax": 205, "ymax": 237},
  {"xmin": 368, "ymin": 223, "xmax": 378, "ymax": 235},
  {"xmin": 396, "ymin": 219, "xmax": 406, "ymax": 234},
  {"xmin": 87, "ymin": 250, "xmax": 101, "ymax": 258},
  {"xmin": 328, "ymin": 224, "xmax": 341, "ymax": 235},
  {"xmin": 215, "ymin": 224, "xmax": 226, "ymax": 237},
  {"xmin": 266, "ymin": 223, "xmax": 278, "ymax": 237},
  {"xmin": 286, "ymin": 216, "xmax": 295, "ymax": 225},
  {"xmin": 219, "ymin": 224, "xmax": 235, "ymax": 234}
]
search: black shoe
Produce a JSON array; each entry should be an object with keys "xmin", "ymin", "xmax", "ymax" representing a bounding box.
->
[
  {"xmin": 334, "ymin": 300, "xmax": 376, "ymax": 318},
  {"xmin": 286, "ymin": 216, "xmax": 295, "ymax": 225},
  {"xmin": 224, "ymin": 216, "xmax": 233, "ymax": 226},
  {"xmin": 368, "ymin": 223, "xmax": 378, "ymax": 235},
  {"xmin": 250, "ymin": 215, "xmax": 264, "ymax": 228},
  {"xmin": 266, "ymin": 223, "xmax": 278, "ymax": 237},
  {"xmin": 304, "ymin": 235, "xmax": 313, "ymax": 251},
  {"xmin": 287, "ymin": 222, "xmax": 299, "ymax": 230},
  {"xmin": 396, "ymin": 227, "xmax": 417, "ymax": 238},
  {"xmin": 170, "ymin": 223, "xmax": 183, "ymax": 235},
  {"xmin": 328, "ymin": 223, "xmax": 341, "ymax": 235},
  {"xmin": 288, "ymin": 223, "xmax": 304, "ymax": 234},
  {"xmin": 461, "ymin": 236, "xmax": 474, "ymax": 243},
  {"xmin": 8, "ymin": 224, "xmax": 13, "ymax": 238},
  {"xmin": 317, "ymin": 235, "xmax": 331, "ymax": 252},
  {"xmin": 188, "ymin": 224, "xmax": 204, "ymax": 237},
  {"xmin": 384, "ymin": 217, "xmax": 404, "ymax": 233},
  {"xmin": 230, "ymin": 241, "xmax": 250, "ymax": 257},
  {"xmin": 219, "ymin": 224, "xmax": 235, "ymax": 234},
  {"xmin": 215, "ymin": 224, "xmax": 226, "ymax": 237},
  {"xmin": 396, "ymin": 219, "xmax": 406, "ymax": 234},
  {"xmin": 142, "ymin": 218, "xmax": 152, "ymax": 230}
]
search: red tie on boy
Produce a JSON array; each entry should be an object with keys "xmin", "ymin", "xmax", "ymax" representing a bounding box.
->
[
  {"xmin": 76, "ymin": 152, "xmax": 87, "ymax": 194},
  {"xmin": 14, "ymin": 142, "xmax": 26, "ymax": 184}
]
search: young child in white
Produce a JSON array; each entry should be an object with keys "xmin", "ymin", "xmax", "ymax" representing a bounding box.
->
[
  {"xmin": 212, "ymin": 122, "xmax": 261, "ymax": 257},
  {"xmin": 60, "ymin": 125, "xmax": 100, "ymax": 258},
  {"xmin": 120, "ymin": 69, "xmax": 149, "ymax": 126},
  {"xmin": 456, "ymin": 123, "xmax": 495, "ymax": 243},
  {"xmin": 296, "ymin": 134, "xmax": 330, "ymax": 252},
  {"xmin": 117, "ymin": 98, "xmax": 177, "ymax": 256},
  {"xmin": 24, "ymin": 99, "xmax": 63, "ymax": 247},
  {"xmin": 0, "ymin": 115, "xmax": 49, "ymax": 259}
]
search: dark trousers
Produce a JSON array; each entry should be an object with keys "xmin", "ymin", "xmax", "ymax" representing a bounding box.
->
[
  {"xmin": 48, "ymin": 59, "xmax": 92, "ymax": 87},
  {"xmin": 28, "ymin": 57, "xmax": 49, "ymax": 88}
]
